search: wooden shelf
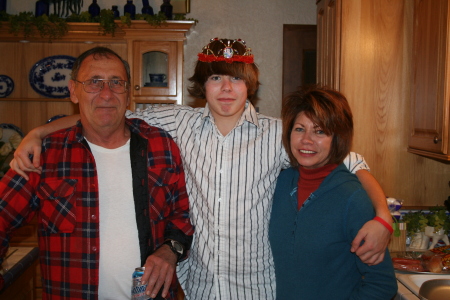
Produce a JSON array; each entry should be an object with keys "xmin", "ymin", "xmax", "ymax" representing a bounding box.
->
[
  {"xmin": 0, "ymin": 20, "xmax": 195, "ymax": 43},
  {"xmin": 402, "ymin": 206, "xmax": 439, "ymax": 210},
  {"xmin": 408, "ymin": 147, "xmax": 450, "ymax": 162},
  {"xmin": 0, "ymin": 98, "xmax": 72, "ymax": 102}
]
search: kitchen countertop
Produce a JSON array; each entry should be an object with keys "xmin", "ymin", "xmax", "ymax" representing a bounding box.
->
[
  {"xmin": 395, "ymin": 271, "xmax": 450, "ymax": 300},
  {"xmin": 0, "ymin": 247, "xmax": 39, "ymax": 292},
  {"xmin": 395, "ymin": 272, "xmax": 419, "ymax": 300}
]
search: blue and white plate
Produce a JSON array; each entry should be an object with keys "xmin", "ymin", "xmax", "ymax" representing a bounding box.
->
[
  {"xmin": 0, "ymin": 75, "xmax": 14, "ymax": 98},
  {"xmin": 29, "ymin": 55, "xmax": 76, "ymax": 98},
  {"xmin": 0, "ymin": 123, "xmax": 24, "ymax": 139}
]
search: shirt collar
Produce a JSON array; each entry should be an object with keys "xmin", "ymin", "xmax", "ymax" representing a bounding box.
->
[{"xmin": 71, "ymin": 118, "xmax": 148, "ymax": 143}]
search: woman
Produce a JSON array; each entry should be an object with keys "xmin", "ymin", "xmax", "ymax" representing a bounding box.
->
[{"xmin": 268, "ymin": 86, "xmax": 397, "ymax": 299}]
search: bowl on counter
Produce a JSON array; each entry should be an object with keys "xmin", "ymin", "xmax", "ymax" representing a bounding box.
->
[
  {"xmin": 418, "ymin": 279, "xmax": 450, "ymax": 300},
  {"xmin": 397, "ymin": 274, "xmax": 450, "ymax": 298}
]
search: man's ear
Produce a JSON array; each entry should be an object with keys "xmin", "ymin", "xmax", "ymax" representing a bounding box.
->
[{"xmin": 68, "ymin": 80, "xmax": 79, "ymax": 104}]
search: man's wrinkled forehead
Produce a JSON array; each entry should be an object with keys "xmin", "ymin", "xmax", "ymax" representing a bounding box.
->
[{"xmin": 78, "ymin": 55, "xmax": 127, "ymax": 80}]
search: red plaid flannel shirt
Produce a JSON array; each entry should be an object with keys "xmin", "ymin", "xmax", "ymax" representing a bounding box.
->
[{"xmin": 0, "ymin": 118, "xmax": 193, "ymax": 299}]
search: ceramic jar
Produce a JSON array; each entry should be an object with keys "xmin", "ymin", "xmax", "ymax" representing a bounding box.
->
[
  {"xmin": 88, "ymin": 0, "xmax": 100, "ymax": 17},
  {"xmin": 35, "ymin": 0, "xmax": 49, "ymax": 17},
  {"xmin": 142, "ymin": 0, "xmax": 154, "ymax": 15},
  {"xmin": 160, "ymin": 0, "xmax": 172, "ymax": 20},
  {"xmin": 124, "ymin": 0, "xmax": 136, "ymax": 19}
]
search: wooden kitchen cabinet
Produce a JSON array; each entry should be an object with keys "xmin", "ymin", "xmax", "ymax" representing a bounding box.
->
[
  {"xmin": 0, "ymin": 249, "xmax": 39, "ymax": 300},
  {"xmin": 316, "ymin": 0, "xmax": 341, "ymax": 90},
  {"xmin": 408, "ymin": 0, "xmax": 450, "ymax": 161},
  {"xmin": 129, "ymin": 40, "xmax": 181, "ymax": 110},
  {"xmin": 315, "ymin": 0, "xmax": 450, "ymax": 206},
  {"xmin": 0, "ymin": 20, "xmax": 194, "ymax": 133},
  {"xmin": 119, "ymin": 21, "xmax": 193, "ymax": 110},
  {"xmin": 0, "ymin": 262, "xmax": 36, "ymax": 300},
  {"xmin": 9, "ymin": 218, "xmax": 41, "ymax": 299},
  {"xmin": 132, "ymin": 41, "xmax": 174, "ymax": 98}
]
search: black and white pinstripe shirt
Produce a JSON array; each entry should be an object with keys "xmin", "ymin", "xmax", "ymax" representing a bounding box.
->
[{"xmin": 126, "ymin": 102, "xmax": 368, "ymax": 300}]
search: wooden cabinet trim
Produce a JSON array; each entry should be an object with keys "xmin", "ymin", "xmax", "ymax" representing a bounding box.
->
[{"xmin": 0, "ymin": 20, "xmax": 195, "ymax": 43}]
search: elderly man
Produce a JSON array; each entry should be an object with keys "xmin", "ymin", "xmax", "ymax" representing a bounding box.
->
[{"xmin": 0, "ymin": 47, "xmax": 194, "ymax": 300}]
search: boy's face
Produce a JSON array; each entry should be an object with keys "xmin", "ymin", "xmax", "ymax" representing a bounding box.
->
[{"xmin": 204, "ymin": 74, "xmax": 248, "ymax": 124}]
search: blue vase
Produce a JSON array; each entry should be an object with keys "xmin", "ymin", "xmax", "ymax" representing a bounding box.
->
[
  {"xmin": 88, "ymin": 0, "xmax": 100, "ymax": 17},
  {"xmin": 0, "ymin": 0, "xmax": 6, "ymax": 13},
  {"xmin": 112, "ymin": 5, "xmax": 120, "ymax": 18},
  {"xmin": 141, "ymin": 0, "xmax": 154, "ymax": 15},
  {"xmin": 124, "ymin": 0, "xmax": 136, "ymax": 19},
  {"xmin": 35, "ymin": 0, "xmax": 49, "ymax": 17},
  {"xmin": 160, "ymin": 0, "xmax": 172, "ymax": 20}
]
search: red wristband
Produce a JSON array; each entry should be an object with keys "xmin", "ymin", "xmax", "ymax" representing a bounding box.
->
[{"xmin": 373, "ymin": 216, "xmax": 393, "ymax": 234}]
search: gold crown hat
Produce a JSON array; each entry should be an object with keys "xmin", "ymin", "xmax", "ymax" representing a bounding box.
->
[{"xmin": 197, "ymin": 38, "xmax": 254, "ymax": 64}]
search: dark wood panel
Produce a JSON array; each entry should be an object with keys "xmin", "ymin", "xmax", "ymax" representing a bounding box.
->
[{"xmin": 282, "ymin": 24, "xmax": 317, "ymax": 103}]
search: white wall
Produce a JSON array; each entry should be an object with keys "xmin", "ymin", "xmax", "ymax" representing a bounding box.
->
[{"xmin": 5, "ymin": 0, "xmax": 317, "ymax": 117}]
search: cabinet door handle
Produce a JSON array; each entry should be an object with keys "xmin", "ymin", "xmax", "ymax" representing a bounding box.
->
[
  {"xmin": 434, "ymin": 136, "xmax": 441, "ymax": 144},
  {"xmin": 134, "ymin": 85, "xmax": 140, "ymax": 90}
]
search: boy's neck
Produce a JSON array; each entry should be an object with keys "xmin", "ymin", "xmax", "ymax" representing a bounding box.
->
[
  {"xmin": 210, "ymin": 110, "xmax": 244, "ymax": 136},
  {"xmin": 215, "ymin": 119, "xmax": 238, "ymax": 136}
]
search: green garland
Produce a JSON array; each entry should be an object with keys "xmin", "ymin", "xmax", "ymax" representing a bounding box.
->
[
  {"xmin": 0, "ymin": 9, "xmax": 197, "ymax": 41},
  {"xmin": 402, "ymin": 206, "xmax": 450, "ymax": 237},
  {"xmin": 402, "ymin": 210, "xmax": 428, "ymax": 238},
  {"xmin": 427, "ymin": 206, "xmax": 450, "ymax": 233}
]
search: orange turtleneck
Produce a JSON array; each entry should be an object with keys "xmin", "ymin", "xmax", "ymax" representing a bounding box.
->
[{"xmin": 297, "ymin": 164, "xmax": 338, "ymax": 209}]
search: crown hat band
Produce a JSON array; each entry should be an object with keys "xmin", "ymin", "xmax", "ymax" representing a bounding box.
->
[{"xmin": 197, "ymin": 38, "xmax": 254, "ymax": 64}]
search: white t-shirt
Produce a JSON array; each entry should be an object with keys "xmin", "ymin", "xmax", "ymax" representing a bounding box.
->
[{"xmin": 86, "ymin": 139, "xmax": 141, "ymax": 299}]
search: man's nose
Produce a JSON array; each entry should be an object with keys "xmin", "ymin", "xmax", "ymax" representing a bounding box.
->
[{"xmin": 99, "ymin": 81, "xmax": 114, "ymax": 97}]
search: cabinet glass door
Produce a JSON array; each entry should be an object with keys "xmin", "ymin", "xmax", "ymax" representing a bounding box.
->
[
  {"xmin": 142, "ymin": 51, "xmax": 168, "ymax": 88},
  {"xmin": 132, "ymin": 41, "xmax": 178, "ymax": 99}
]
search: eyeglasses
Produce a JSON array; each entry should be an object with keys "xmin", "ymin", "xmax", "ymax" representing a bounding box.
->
[{"xmin": 74, "ymin": 79, "xmax": 129, "ymax": 94}]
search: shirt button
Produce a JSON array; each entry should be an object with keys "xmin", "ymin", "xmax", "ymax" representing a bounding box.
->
[
  {"xmin": 91, "ymin": 214, "xmax": 97, "ymax": 220},
  {"xmin": 92, "ymin": 246, "xmax": 97, "ymax": 252},
  {"xmin": 218, "ymin": 198, "xmax": 222, "ymax": 202}
]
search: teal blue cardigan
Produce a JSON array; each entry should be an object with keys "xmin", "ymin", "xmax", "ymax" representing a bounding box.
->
[{"xmin": 268, "ymin": 164, "xmax": 397, "ymax": 300}]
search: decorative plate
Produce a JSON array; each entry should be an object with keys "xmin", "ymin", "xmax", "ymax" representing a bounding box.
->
[
  {"xmin": 0, "ymin": 123, "xmax": 24, "ymax": 138},
  {"xmin": 29, "ymin": 55, "xmax": 76, "ymax": 98},
  {"xmin": 0, "ymin": 75, "xmax": 14, "ymax": 98}
]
